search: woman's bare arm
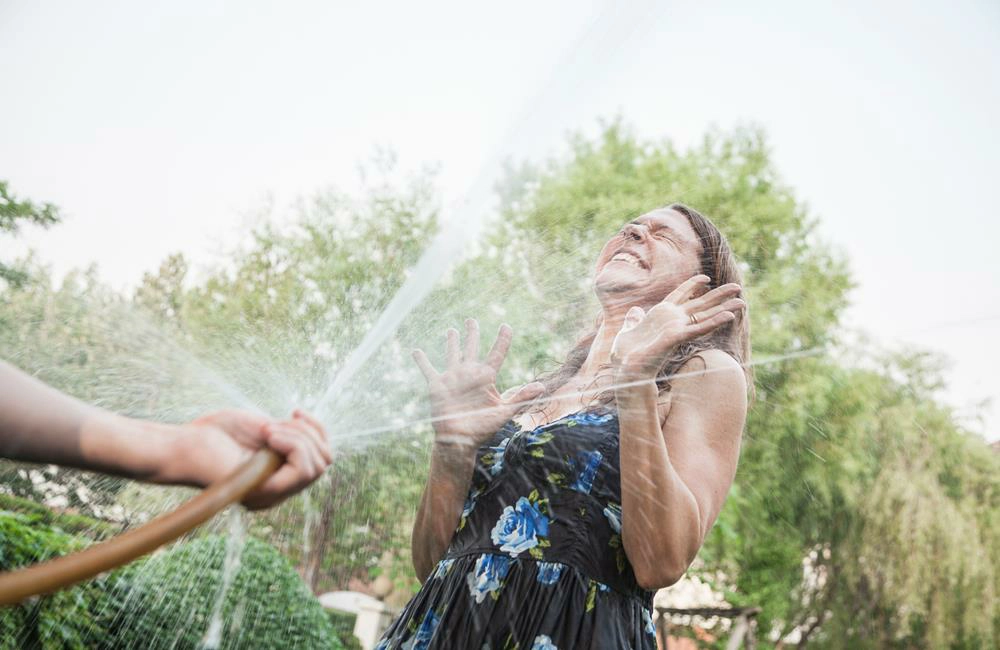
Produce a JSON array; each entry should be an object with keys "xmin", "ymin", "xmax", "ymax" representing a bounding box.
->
[
  {"xmin": 615, "ymin": 350, "xmax": 746, "ymax": 588},
  {"xmin": 411, "ymin": 444, "xmax": 477, "ymax": 581}
]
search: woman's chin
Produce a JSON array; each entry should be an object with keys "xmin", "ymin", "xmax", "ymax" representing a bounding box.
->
[{"xmin": 594, "ymin": 269, "xmax": 646, "ymax": 295}]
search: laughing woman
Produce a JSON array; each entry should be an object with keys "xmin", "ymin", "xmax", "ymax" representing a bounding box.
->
[{"xmin": 378, "ymin": 203, "xmax": 751, "ymax": 649}]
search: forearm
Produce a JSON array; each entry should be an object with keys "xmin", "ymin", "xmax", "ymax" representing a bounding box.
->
[
  {"xmin": 615, "ymin": 379, "xmax": 702, "ymax": 588},
  {"xmin": 0, "ymin": 361, "xmax": 181, "ymax": 482},
  {"xmin": 411, "ymin": 443, "xmax": 476, "ymax": 581}
]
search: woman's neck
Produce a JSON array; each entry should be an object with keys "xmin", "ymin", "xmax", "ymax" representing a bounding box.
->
[{"xmin": 577, "ymin": 302, "xmax": 635, "ymax": 379}]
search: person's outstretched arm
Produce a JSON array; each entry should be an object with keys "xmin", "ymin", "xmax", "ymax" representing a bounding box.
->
[{"xmin": 0, "ymin": 360, "xmax": 332, "ymax": 509}]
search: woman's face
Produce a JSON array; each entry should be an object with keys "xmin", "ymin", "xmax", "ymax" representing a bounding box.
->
[{"xmin": 593, "ymin": 208, "xmax": 704, "ymax": 306}]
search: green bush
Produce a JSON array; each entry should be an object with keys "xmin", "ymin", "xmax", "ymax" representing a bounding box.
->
[
  {"xmin": 326, "ymin": 609, "xmax": 362, "ymax": 650},
  {"xmin": 0, "ymin": 511, "xmax": 117, "ymax": 649},
  {"xmin": 0, "ymin": 511, "xmax": 342, "ymax": 649},
  {"xmin": 0, "ymin": 491, "xmax": 119, "ymax": 538},
  {"xmin": 102, "ymin": 535, "xmax": 343, "ymax": 649}
]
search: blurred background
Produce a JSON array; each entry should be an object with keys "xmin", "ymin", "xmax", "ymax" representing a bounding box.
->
[{"xmin": 1, "ymin": 1, "xmax": 997, "ymax": 648}]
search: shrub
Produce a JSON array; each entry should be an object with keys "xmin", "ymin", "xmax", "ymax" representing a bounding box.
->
[
  {"xmin": 101, "ymin": 534, "xmax": 343, "ymax": 649},
  {"xmin": 0, "ymin": 511, "xmax": 116, "ymax": 649},
  {"xmin": 0, "ymin": 511, "xmax": 342, "ymax": 649},
  {"xmin": 326, "ymin": 609, "xmax": 363, "ymax": 650}
]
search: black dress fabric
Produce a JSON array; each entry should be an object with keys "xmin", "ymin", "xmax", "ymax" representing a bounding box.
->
[{"xmin": 375, "ymin": 409, "xmax": 657, "ymax": 650}]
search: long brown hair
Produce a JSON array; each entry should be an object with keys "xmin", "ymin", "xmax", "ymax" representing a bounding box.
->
[{"xmin": 533, "ymin": 203, "xmax": 753, "ymax": 410}]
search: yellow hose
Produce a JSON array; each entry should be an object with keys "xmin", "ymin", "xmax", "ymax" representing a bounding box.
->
[{"xmin": 0, "ymin": 448, "xmax": 282, "ymax": 607}]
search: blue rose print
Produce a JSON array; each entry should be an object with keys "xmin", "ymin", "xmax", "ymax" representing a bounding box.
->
[
  {"xmin": 403, "ymin": 609, "xmax": 440, "ymax": 650},
  {"xmin": 603, "ymin": 503, "xmax": 622, "ymax": 533},
  {"xmin": 604, "ymin": 501, "xmax": 627, "ymax": 573},
  {"xmin": 484, "ymin": 437, "xmax": 510, "ymax": 476},
  {"xmin": 466, "ymin": 553, "xmax": 512, "ymax": 603},
  {"xmin": 524, "ymin": 428, "xmax": 554, "ymax": 445},
  {"xmin": 531, "ymin": 635, "xmax": 558, "ymax": 650},
  {"xmin": 490, "ymin": 496, "xmax": 550, "ymax": 557},
  {"xmin": 569, "ymin": 450, "xmax": 603, "ymax": 494},
  {"xmin": 570, "ymin": 411, "xmax": 616, "ymax": 426},
  {"xmin": 642, "ymin": 607, "xmax": 656, "ymax": 636},
  {"xmin": 458, "ymin": 485, "xmax": 482, "ymax": 531},
  {"xmin": 536, "ymin": 562, "xmax": 563, "ymax": 585},
  {"xmin": 433, "ymin": 558, "xmax": 455, "ymax": 579}
]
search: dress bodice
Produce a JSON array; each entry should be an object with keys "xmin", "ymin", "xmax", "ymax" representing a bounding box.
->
[
  {"xmin": 446, "ymin": 408, "xmax": 653, "ymax": 604},
  {"xmin": 376, "ymin": 409, "xmax": 658, "ymax": 649}
]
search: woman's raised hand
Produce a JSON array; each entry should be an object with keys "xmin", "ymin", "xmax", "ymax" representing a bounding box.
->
[
  {"xmin": 610, "ymin": 275, "xmax": 746, "ymax": 380},
  {"xmin": 413, "ymin": 319, "xmax": 545, "ymax": 453}
]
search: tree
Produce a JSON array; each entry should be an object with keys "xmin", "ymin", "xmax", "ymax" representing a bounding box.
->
[{"xmin": 0, "ymin": 180, "xmax": 60, "ymax": 288}]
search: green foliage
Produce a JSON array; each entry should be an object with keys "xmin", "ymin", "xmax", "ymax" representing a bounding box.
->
[
  {"xmin": 103, "ymin": 535, "xmax": 342, "ymax": 649},
  {"xmin": 0, "ymin": 180, "xmax": 60, "ymax": 288},
  {"xmin": 0, "ymin": 492, "xmax": 118, "ymax": 539},
  {"xmin": 326, "ymin": 610, "xmax": 363, "ymax": 650},
  {"xmin": 0, "ymin": 265, "xmax": 137, "ymax": 516},
  {"xmin": 0, "ymin": 512, "xmax": 115, "ymax": 649},
  {"xmin": 0, "ymin": 513, "xmax": 342, "ymax": 649},
  {"xmin": 131, "ymin": 160, "xmax": 440, "ymax": 592}
]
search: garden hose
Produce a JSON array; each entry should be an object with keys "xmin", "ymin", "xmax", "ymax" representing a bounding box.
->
[{"xmin": 0, "ymin": 448, "xmax": 282, "ymax": 607}]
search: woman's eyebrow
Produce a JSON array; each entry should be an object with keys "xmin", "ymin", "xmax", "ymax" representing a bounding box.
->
[{"xmin": 632, "ymin": 219, "xmax": 677, "ymax": 235}]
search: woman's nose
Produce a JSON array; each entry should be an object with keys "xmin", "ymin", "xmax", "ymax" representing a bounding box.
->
[{"xmin": 622, "ymin": 223, "xmax": 646, "ymax": 241}]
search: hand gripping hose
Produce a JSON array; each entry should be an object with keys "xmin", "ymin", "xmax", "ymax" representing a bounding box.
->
[{"xmin": 0, "ymin": 448, "xmax": 282, "ymax": 607}]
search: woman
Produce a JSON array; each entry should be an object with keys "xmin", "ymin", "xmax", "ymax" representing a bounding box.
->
[{"xmin": 379, "ymin": 203, "xmax": 750, "ymax": 649}]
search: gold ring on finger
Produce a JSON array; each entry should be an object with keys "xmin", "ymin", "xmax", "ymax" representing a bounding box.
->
[{"xmin": 689, "ymin": 312, "xmax": 699, "ymax": 325}]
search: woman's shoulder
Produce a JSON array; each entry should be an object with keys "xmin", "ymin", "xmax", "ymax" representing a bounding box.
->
[
  {"xmin": 677, "ymin": 348, "xmax": 744, "ymax": 380},
  {"xmin": 657, "ymin": 351, "xmax": 747, "ymax": 423}
]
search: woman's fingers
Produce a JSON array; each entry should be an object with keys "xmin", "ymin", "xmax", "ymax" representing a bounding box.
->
[
  {"xmin": 690, "ymin": 298, "xmax": 745, "ymax": 326},
  {"xmin": 622, "ymin": 306, "xmax": 645, "ymax": 332},
  {"xmin": 685, "ymin": 282, "xmax": 742, "ymax": 313},
  {"xmin": 666, "ymin": 274, "xmax": 711, "ymax": 304},
  {"xmin": 485, "ymin": 324, "xmax": 513, "ymax": 371},
  {"xmin": 445, "ymin": 328, "xmax": 461, "ymax": 369},
  {"xmin": 687, "ymin": 310, "xmax": 738, "ymax": 338},
  {"xmin": 464, "ymin": 318, "xmax": 480, "ymax": 362},
  {"xmin": 502, "ymin": 382, "xmax": 545, "ymax": 415},
  {"xmin": 412, "ymin": 349, "xmax": 439, "ymax": 382}
]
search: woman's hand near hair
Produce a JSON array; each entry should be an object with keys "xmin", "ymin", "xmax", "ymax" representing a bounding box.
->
[
  {"xmin": 410, "ymin": 320, "xmax": 544, "ymax": 581},
  {"xmin": 610, "ymin": 274, "xmax": 745, "ymax": 381},
  {"xmin": 609, "ymin": 275, "xmax": 747, "ymax": 589}
]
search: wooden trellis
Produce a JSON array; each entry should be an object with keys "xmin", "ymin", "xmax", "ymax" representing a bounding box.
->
[{"xmin": 655, "ymin": 606, "xmax": 761, "ymax": 650}]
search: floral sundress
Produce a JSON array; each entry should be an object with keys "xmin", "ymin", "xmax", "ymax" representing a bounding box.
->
[{"xmin": 375, "ymin": 409, "xmax": 657, "ymax": 650}]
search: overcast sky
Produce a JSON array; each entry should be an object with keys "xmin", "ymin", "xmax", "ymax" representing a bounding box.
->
[{"xmin": 2, "ymin": 0, "xmax": 998, "ymax": 439}]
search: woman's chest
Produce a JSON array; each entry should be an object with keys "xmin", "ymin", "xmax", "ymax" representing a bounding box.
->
[{"xmin": 481, "ymin": 411, "xmax": 624, "ymax": 500}]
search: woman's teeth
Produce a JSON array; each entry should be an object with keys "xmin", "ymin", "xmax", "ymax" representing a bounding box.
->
[{"xmin": 611, "ymin": 253, "xmax": 642, "ymax": 268}]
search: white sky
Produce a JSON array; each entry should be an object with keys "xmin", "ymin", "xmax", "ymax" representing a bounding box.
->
[{"xmin": 2, "ymin": 0, "xmax": 998, "ymax": 439}]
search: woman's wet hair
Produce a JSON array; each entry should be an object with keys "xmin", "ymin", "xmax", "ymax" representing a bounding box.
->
[{"xmin": 532, "ymin": 202, "xmax": 753, "ymax": 412}]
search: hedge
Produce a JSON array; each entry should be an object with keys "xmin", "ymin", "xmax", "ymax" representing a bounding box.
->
[{"xmin": 0, "ymin": 511, "xmax": 344, "ymax": 649}]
